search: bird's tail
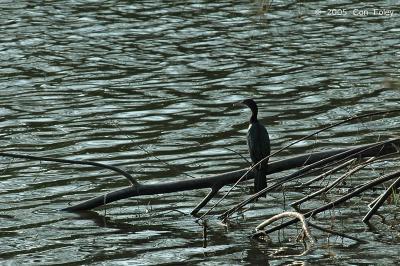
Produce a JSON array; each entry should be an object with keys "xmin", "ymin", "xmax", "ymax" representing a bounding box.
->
[{"xmin": 254, "ymin": 165, "xmax": 267, "ymax": 197}]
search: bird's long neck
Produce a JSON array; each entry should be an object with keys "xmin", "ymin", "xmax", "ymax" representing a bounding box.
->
[{"xmin": 249, "ymin": 107, "xmax": 258, "ymax": 124}]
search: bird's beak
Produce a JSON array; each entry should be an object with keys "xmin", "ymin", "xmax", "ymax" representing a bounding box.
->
[{"xmin": 233, "ymin": 101, "xmax": 244, "ymax": 107}]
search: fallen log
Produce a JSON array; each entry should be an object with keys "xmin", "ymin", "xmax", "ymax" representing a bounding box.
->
[{"xmin": 62, "ymin": 138, "xmax": 400, "ymax": 212}]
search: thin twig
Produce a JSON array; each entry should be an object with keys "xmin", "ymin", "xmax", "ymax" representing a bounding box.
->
[
  {"xmin": 0, "ymin": 152, "xmax": 138, "ymax": 186},
  {"xmin": 110, "ymin": 120, "xmax": 197, "ymax": 179},
  {"xmin": 223, "ymin": 147, "xmax": 251, "ymax": 165},
  {"xmin": 300, "ymin": 149, "xmax": 399, "ymax": 190},
  {"xmin": 291, "ymin": 156, "xmax": 377, "ymax": 207},
  {"xmin": 145, "ymin": 209, "xmax": 188, "ymax": 218},
  {"xmin": 307, "ymin": 221, "xmax": 367, "ymax": 243},
  {"xmin": 260, "ymin": 170, "xmax": 400, "ymax": 235},
  {"xmin": 300, "ymin": 159, "xmax": 357, "ymax": 187},
  {"xmin": 368, "ymin": 195, "xmax": 382, "ymax": 209},
  {"xmin": 137, "ymin": 145, "xmax": 197, "ymax": 179},
  {"xmin": 202, "ymin": 219, "xmax": 208, "ymax": 248}
]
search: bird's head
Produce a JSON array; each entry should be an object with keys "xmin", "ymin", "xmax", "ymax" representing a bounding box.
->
[
  {"xmin": 234, "ymin": 99, "xmax": 259, "ymax": 123},
  {"xmin": 234, "ymin": 99, "xmax": 258, "ymax": 113},
  {"xmin": 240, "ymin": 99, "xmax": 257, "ymax": 109}
]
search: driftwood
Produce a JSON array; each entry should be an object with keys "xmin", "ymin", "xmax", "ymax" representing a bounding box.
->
[
  {"xmin": 0, "ymin": 139, "xmax": 398, "ymax": 215},
  {"xmin": 62, "ymin": 148, "xmax": 352, "ymax": 211},
  {"xmin": 1, "ymin": 139, "xmax": 398, "ymax": 212},
  {"xmin": 62, "ymin": 139, "xmax": 399, "ymax": 212},
  {"xmin": 255, "ymin": 211, "xmax": 316, "ymax": 245}
]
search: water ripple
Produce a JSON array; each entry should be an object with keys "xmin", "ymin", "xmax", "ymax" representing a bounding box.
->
[{"xmin": 1, "ymin": 0, "xmax": 400, "ymax": 264}]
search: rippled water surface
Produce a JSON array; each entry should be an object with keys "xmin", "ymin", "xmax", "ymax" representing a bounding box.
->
[{"xmin": 1, "ymin": 0, "xmax": 400, "ymax": 265}]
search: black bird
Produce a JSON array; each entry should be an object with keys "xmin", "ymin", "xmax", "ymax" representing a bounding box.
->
[{"xmin": 238, "ymin": 99, "xmax": 270, "ymax": 197}]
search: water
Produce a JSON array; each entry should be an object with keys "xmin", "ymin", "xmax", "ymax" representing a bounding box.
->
[{"xmin": 1, "ymin": 0, "xmax": 400, "ymax": 265}]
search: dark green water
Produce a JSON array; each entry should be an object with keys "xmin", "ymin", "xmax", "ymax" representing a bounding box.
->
[{"xmin": 1, "ymin": 1, "xmax": 400, "ymax": 265}]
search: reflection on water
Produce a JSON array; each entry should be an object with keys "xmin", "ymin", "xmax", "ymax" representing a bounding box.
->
[{"xmin": 1, "ymin": 0, "xmax": 400, "ymax": 264}]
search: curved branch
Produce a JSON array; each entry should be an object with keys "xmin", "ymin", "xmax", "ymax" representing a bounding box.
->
[
  {"xmin": 0, "ymin": 152, "xmax": 138, "ymax": 186},
  {"xmin": 63, "ymin": 139, "xmax": 400, "ymax": 212},
  {"xmin": 254, "ymin": 211, "xmax": 316, "ymax": 245}
]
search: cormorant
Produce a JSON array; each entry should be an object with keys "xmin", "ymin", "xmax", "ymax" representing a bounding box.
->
[{"xmin": 237, "ymin": 99, "xmax": 270, "ymax": 197}]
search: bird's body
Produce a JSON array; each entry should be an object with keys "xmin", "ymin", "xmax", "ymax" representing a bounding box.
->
[
  {"xmin": 239, "ymin": 99, "xmax": 270, "ymax": 196},
  {"xmin": 247, "ymin": 121, "xmax": 270, "ymax": 167}
]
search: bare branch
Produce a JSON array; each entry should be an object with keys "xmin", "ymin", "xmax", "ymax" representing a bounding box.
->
[
  {"xmin": 0, "ymin": 152, "xmax": 138, "ymax": 186},
  {"xmin": 63, "ymin": 139, "xmax": 400, "ymax": 212},
  {"xmin": 293, "ymin": 151, "xmax": 399, "ymax": 207},
  {"xmin": 299, "ymin": 158, "xmax": 357, "ymax": 187},
  {"xmin": 260, "ymin": 170, "xmax": 400, "ymax": 235},
  {"xmin": 363, "ymin": 176, "xmax": 400, "ymax": 223},
  {"xmin": 291, "ymin": 157, "xmax": 377, "ymax": 207},
  {"xmin": 219, "ymin": 139, "xmax": 399, "ymax": 220},
  {"xmin": 191, "ymin": 185, "xmax": 222, "ymax": 215},
  {"xmin": 307, "ymin": 221, "xmax": 367, "ymax": 243},
  {"xmin": 254, "ymin": 211, "xmax": 316, "ymax": 245}
]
